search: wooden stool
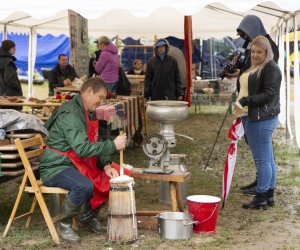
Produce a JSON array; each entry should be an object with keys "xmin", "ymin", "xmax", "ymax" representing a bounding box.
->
[{"xmin": 131, "ymin": 168, "xmax": 191, "ymax": 215}]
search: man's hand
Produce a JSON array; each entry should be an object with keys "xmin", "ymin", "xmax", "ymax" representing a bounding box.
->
[
  {"xmin": 177, "ymin": 96, "xmax": 183, "ymax": 101},
  {"xmin": 104, "ymin": 164, "xmax": 119, "ymax": 179},
  {"xmin": 226, "ymin": 69, "xmax": 240, "ymax": 79},
  {"xmin": 114, "ymin": 134, "xmax": 127, "ymax": 150},
  {"xmin": 63, "ymin": 79, "xmax": 72, "ymax": 87}
]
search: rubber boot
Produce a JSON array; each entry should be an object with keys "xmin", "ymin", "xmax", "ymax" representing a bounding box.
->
[
  {"xmin": 79, "ymin": 202, "xmax": 102, "ymax": 233},
  {"xmin": 267, "ymin": 189, "xmax": 275, "ymax": 207},
  {"xmin": 242, "ymin": 191, "xmax": 268, "ymax": 210},
  {"xmin": 57, "ymin": 198, "xmax": 81, "ymax": 243},
  {"xmin": 240, "ymin": 179, "xmax": 257, "ymax": 191}
]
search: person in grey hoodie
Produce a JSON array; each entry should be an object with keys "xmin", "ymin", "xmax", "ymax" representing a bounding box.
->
[
  {"xmin": 95, "ymin": 36, "xmax": 119, "ymax": 93},
  {"xmin": 0, "ymin": 40, "xmax": 22, "ymax": 110},
  {"xmin": 228, "ymin": 15, "xmax": 279, "ymax": 80}
]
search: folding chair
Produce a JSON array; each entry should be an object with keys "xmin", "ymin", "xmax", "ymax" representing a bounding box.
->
[{"xmin": 2, "ymin": 134, "xmax": 69, "ymax": 244}]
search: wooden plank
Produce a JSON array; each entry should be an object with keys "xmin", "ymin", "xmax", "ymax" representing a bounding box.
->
[
  {"xmin": 136, "ymin": 210, "xmax": 169, "ymax": 216},
  {"xmin": 0, "ymin": 144, "xmax": 17, "ymax": 151},
  {"xmin": 131, "ymin": 168, "xmax": 191, "ymax": 182},
  {"xmin": 137, "ymin": 220, "xmax": 157, "ymax": 229},
  {"xmin": 169, "ymin": 182, "xmax": 178, "ymax": 212},
  {"xmin": 1, "ymin": 166, "xmax": 38, "ymax": 176},
  {"xmin": 24, "ymin": 186, "xmax": 69, "ymax": 194},
  {"xmin": 0, "ymin": 153, "xmax": 20, "ymax": 159},
  {"xmin": 18, "ymin": 136, "xmax": 43, "ymax": 149},
  {"xmin": 26, "ymin": 148, "xmax": 44, "ymax": 159},
  {"xmin": 175, "ymin": 182, "xmax": 184, "ymax": 212}
]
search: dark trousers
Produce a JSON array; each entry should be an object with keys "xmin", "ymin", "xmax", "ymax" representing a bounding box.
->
[{"xmin": 43, "ymin": 168, "xmax": 94, "ymax": 206}]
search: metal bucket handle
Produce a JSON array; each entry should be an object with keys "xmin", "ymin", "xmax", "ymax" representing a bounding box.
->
[
  {"xmin": 196, "ymin": 203, "xmax": 219, "ymax": 224},
  {"xmin": 183, "ymin": 221, "xmax": 199, "ymax": 226}
]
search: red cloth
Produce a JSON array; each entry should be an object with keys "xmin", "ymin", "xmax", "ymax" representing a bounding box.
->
[{"xmin": 48, "ymin": 111, "xmax": 131, "ymax": 210}]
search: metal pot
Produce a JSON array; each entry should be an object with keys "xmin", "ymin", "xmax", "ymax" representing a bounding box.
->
[{"xmin": 156, "ymin": 212, "xmax": 198, "ymax": 240}]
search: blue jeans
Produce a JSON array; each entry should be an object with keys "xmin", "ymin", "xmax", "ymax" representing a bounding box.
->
[
  {"xmin": 241, "ymin": 115, "xmax": 278, "ymax": 193},
  {"xmin": 106, "ymin": 81, "xmax": 118, "ymax": 93},
  {"xmin": 43, "ymin": 168, "xmax": 94, "ymax": 206}
]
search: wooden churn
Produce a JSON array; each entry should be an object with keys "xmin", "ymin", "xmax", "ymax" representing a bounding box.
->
[{"xmin": 107, "ymin": 176, "xmax": 138, "ymax": 243}]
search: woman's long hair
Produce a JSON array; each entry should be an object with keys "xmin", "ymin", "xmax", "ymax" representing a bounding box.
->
[{"xmin": 247, "ymin": 35, "xmax": 274, "ymax": 78}]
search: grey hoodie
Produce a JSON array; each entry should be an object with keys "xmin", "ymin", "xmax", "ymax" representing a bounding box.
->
[{"xmin": 237, "ymin": 15, "xmax": 267, "ymax": 41}]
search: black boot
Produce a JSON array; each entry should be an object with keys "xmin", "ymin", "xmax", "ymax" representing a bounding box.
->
[
  {"xmin": 243, "ymin": 186, "xmax": 256, "ymax": 196},
  {"xmin": 57, "ymin": 198, "xmax": 81, "ymax": 243},
  {"xmin": 240, "ymin": 179, "xmax": 257, "ymax": 191},
  {"xmin": 79, "ymin": 202, "xmax": 102, "ymax": 233},
  {"xmin": 267, "ymin": 189, "xmax": 275, "ymax": 207},
  {"xmin": 242, "ymin": 192, "xmax": 268, "ymax": 210}
]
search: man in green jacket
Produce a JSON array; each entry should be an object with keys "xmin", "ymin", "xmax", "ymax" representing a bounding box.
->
[{"xmin": 39, "ymin": 77, "xmax": 127, "ymax": 242}]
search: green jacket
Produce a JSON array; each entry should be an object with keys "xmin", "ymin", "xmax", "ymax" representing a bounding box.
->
[{"xmin": 39, "ymin": 95, "xmax": 116, "ymax": 183}]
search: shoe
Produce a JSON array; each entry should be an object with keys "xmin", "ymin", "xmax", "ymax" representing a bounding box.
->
[
  {"xmin": 243, "ymin": 186, "xmax": 256, "ymax": 196},
  {"xmin": 79, "ymin": 217, "xmax": 103, "ymax": 233},
  {"xmin": 58, "ymin": 198, "xmax": 81, "ymax": 243},
  {"xmin": 240, "ymin": 180, "xmax": 257, "ymax": 190},
  {"xmin": 267, "ymin": 188, "xmax": 275, "ymax": 207},
  {"xmin": 242, "ymin": 192, "xmax": 268, "ymax": 210},
  {"xmin": 79, "ymin": 202, "xmax": 103, "ymax": 234}
]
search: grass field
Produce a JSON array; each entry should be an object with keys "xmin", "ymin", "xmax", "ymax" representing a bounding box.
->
[{"xmin": 1, "ymin": 108, "xmax": 300, "ymax": 249}]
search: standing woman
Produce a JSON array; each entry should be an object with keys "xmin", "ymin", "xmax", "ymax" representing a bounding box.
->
[{"xmin": 233, "ymin": 35, "xmax": 281, "ymax": 209}]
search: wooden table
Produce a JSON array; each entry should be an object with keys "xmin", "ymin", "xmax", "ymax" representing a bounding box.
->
[
  {"xmin": 0, "ymin": 97, "xmax": 62, "ymax": 120},
  {"xmin": 131, "ymin": 168, "xmax": 191, "ymax": 213},
  {"xmin": 54, "ymin": 86, "xmax": 80, "ymax": 95},
  {"xmin": 0, "ymin": 98, "xmax": 61, "ymax": 108}
]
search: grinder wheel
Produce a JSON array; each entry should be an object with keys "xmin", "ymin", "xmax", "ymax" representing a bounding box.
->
[{"xmin": 142, "ymin": 134, "xmax": 167, "ymax": 160}]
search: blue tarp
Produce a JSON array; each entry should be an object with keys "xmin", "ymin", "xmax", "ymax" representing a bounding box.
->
[
  {"xmin": 119, "ymin": 36, "xmax": 201, "ymax": 71},
  {"xmin": 0, "ymin": 32, "xmax": 69, "ymax": 76}
]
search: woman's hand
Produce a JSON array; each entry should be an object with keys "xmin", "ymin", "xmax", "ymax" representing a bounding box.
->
[
  {"xmin": 233, "ymin": 102, "xmax": 244, "ymax": 117},
  {"xmin": 104, "ymin": 164, "xmax": 119, "ymax": 179}
]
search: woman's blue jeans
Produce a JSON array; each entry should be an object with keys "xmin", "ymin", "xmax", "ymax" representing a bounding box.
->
[
  {"xmin": 43, "ymin": 168, "xmax": 94, "ymax": 206},
  {"xmin": 241, "ymin": 115, "xmax": 278, "ymax": 193}
]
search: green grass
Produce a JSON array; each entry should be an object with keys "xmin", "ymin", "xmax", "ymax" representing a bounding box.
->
[
  {"xmin": 21, "ymin": 80, "xmax": 49, "ymax": 99},
  {"xmin": 1, "ymin": 100, "xmax": 300, "ymax": 249}
]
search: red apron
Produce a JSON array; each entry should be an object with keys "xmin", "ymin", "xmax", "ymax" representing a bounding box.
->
[{"xmin": 49, "ymin": 111, "xmax": 131, "ymax": 210}]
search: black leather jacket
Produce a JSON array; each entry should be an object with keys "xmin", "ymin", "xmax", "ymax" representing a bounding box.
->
[{"xmin": 239, "ymin": 60, "xmax": 281, "ymax": 121}]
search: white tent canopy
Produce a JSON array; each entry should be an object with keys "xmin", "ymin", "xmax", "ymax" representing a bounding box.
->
[{"xmin": 0, "ymin": 1, "xmax": 299, "ymax": 39}]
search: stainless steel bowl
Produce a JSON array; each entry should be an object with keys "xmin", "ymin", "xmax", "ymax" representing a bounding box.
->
[{"xmin": 146, "ymin": 101, "xmax": 189, "ymax": 124}]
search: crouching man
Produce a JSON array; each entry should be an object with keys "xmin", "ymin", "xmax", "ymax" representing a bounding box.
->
[{"xmin": 39, "ymin": 77, "xmax": 128, "ymax": 242}]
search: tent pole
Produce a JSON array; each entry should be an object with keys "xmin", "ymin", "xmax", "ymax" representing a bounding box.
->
[
  {"xmin": 3, "ymin": 24, "xmax": 7, "ymax": 40},
  {"xmin": 28, "ymin": 27, "xmax": 37, "ymax": 98},
  {"xmin": 184, "ymin": 16, "xmax": 192, "ymax": 107}
]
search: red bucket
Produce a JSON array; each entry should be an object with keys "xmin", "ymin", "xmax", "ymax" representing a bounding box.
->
[{"xmin": 187, "ymin": 195, "xmax": 221, "ymax": 233}]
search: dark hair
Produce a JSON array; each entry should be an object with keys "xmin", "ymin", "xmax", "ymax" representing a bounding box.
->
[
  {"xmin": 1, "ymin": 40, "xmax": 16, "ymax": 51},
  {"xmin": 81, "ymin": 77, "xmax": 108, "ymax": 94},
  {"xmin": 58, "ymin": 54, "xmax": 67, "ymax": 60}
]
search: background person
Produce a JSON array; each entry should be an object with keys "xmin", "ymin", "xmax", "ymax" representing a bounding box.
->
[
  {"xmin": 127, "ymin": 59, "xmax": 145, "ymax": 75},
  {"xmin": 227, "ymin": 15, "xmax": 280, "ymax": 195},
  {"xmin": 39, "ymin": 77, "xmax": 127, "ymax": 242},
  {"xmin": 144, "ymin": 38, "xmax": 184, "ymax": 101},
  {"xmin": 0, "ymin": 40, "xmax": 23, "ymax": 110},
  {"xmin": 95, "ymin": 36, "xmax": 119, "ymax": 94},
  {"xmin": 233, "ymin": 36, "xmax": 281, "ymax": 209},
  {"xmin": 48, "ymin": 54, "xmax": 78, "ymax": 96}
]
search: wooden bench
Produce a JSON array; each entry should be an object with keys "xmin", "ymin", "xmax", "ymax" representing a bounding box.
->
[
  {"xmin": 131, "ymin": 168, "xmax": 191, "ymax": 228},
  {"xmin": 131, "ymin": 168, "xmax": 191, "ymax": 213}
]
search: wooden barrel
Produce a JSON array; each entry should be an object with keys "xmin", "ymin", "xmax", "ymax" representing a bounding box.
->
[{"xmin": 107, "ymin": 177, "xmax": 138, "ymax": 243}]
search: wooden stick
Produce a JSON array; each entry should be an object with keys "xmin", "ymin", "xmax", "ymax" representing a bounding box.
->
[{"xmin": 119, "ymin": 131, "xmax": 124, "ymax": 176}]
